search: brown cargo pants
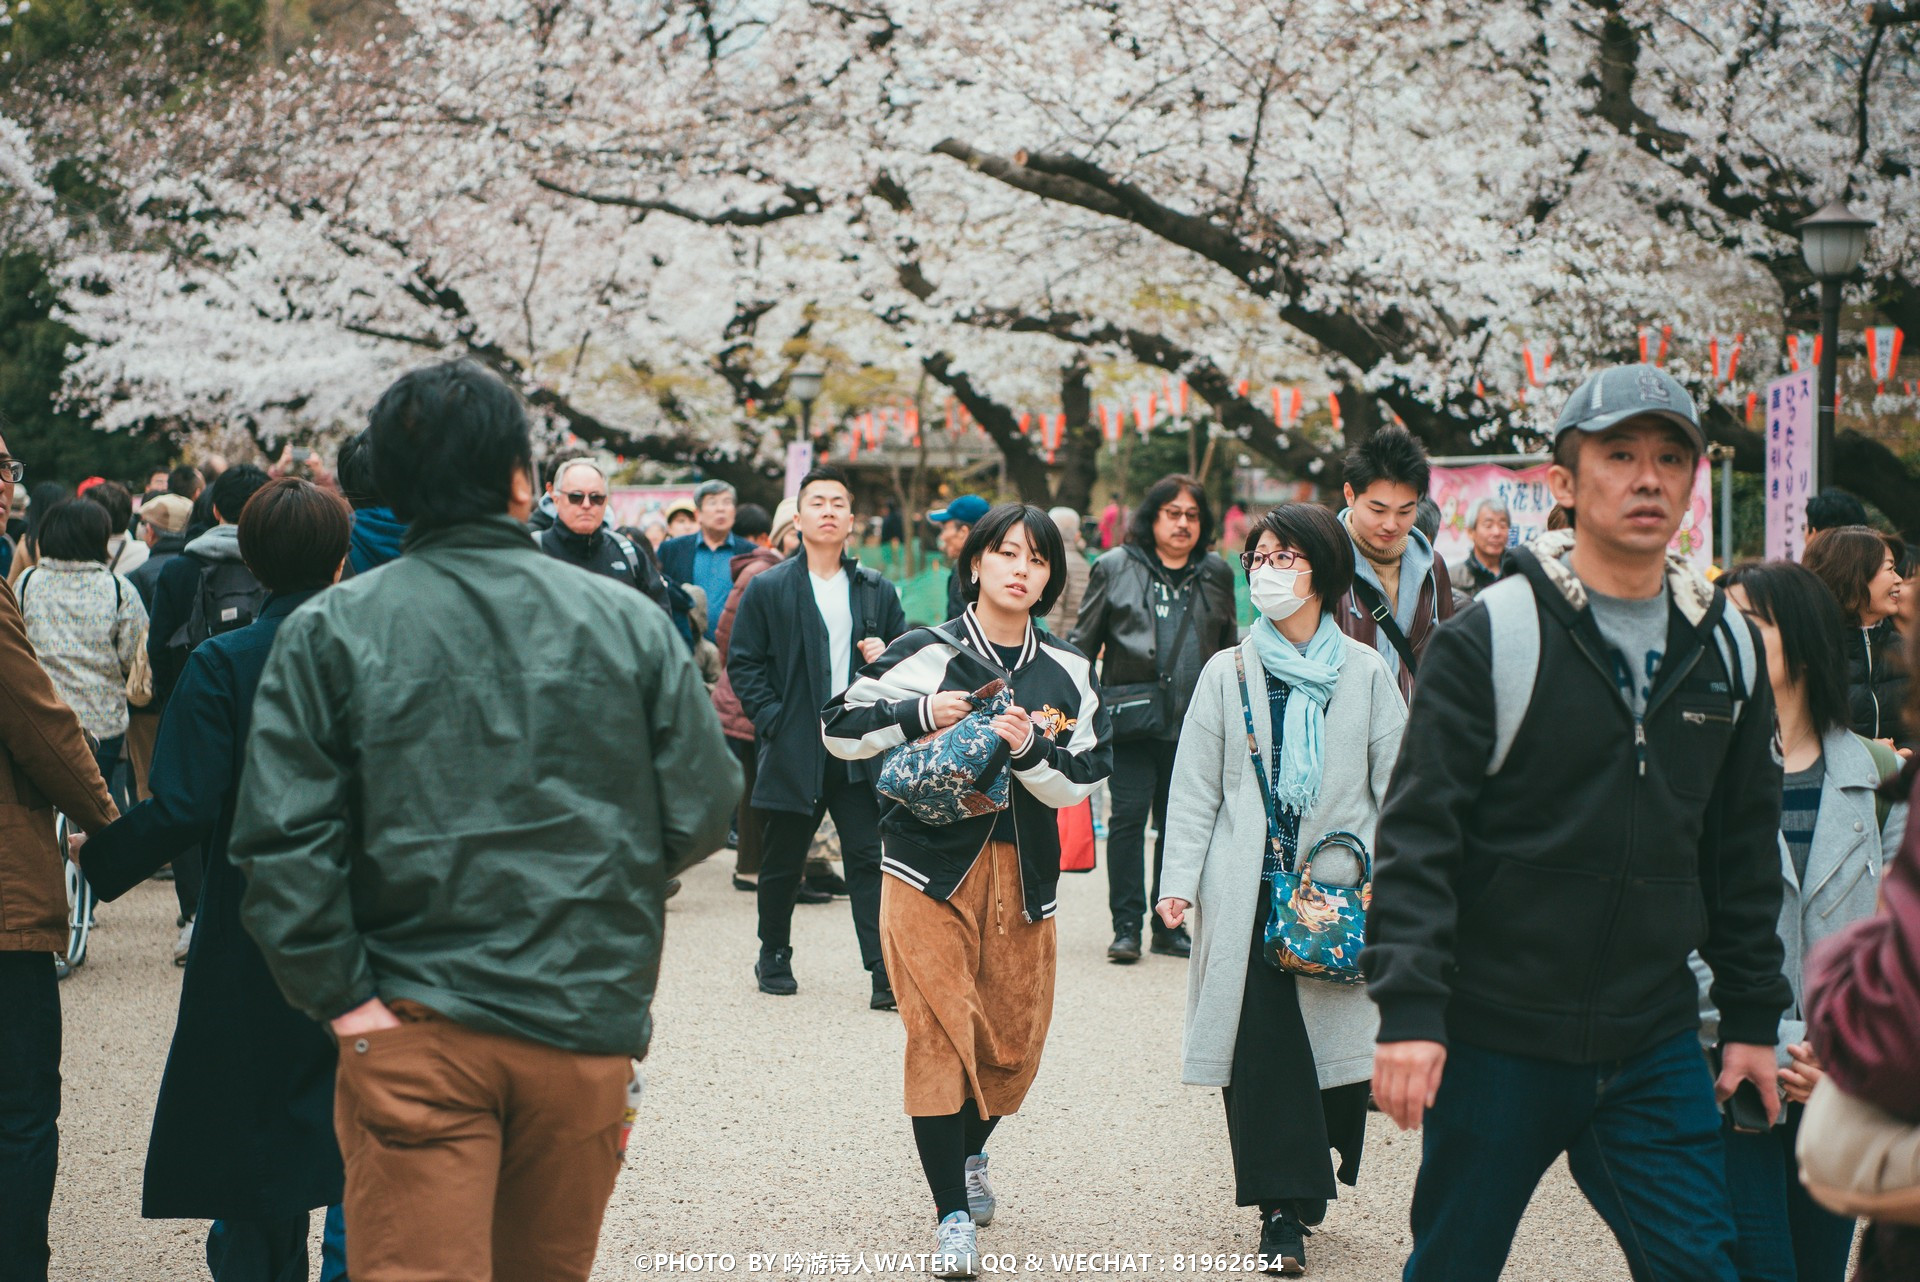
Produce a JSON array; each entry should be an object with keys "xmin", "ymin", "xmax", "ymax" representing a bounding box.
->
[{"xmin": 333, "ymin": 1000, "xmax": 630, "ymax": 1282}]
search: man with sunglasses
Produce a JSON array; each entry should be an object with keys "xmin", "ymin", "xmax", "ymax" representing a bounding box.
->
[{"xmin": 538, "ymin": 458, "xmax": 671, "ymax": 613}]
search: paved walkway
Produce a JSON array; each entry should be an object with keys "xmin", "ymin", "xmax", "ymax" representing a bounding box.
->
[{"xmin": 54, "ymin": 851, "xmax": 1626, "ymax": 1280}]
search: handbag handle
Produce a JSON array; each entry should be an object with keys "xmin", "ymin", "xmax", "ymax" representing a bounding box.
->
[
  {"xmin": 1300, "ymin": 829, "xmax": 1373, "ymax": 888},
  {"xmin": 1233, "ymin": 648, "xmax": 1291, "ymax": 871}
]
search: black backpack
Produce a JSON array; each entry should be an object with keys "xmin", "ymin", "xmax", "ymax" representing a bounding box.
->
[{"xmin": 169, "ymin": 558, "xmax": 267, "ymax": 654}]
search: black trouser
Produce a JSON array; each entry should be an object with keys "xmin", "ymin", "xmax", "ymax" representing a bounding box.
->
[
  {"xmin": 1105, "ymin": 736, "xmax": 1179, "ymax": 931},
  {"xmin": 1221, "ymin": 886, "xmax": 1368, "ymax": 1210},
  {"xmin": 0, "ymin": 951, "xmax": 60, "ymax": 1282},
  {"xmin": 757, "ymin": 758, "xmax": 884, "ymax": 971},
  {"xmin": 206, "ymin": 1215, "xmax": 309, "ymax": 1282}
]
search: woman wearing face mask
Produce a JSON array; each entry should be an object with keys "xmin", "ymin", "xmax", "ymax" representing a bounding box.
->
[
  {"xmin": 823, "ymin": 503, "xmax": 1110, "ymax": 1279},
  {"xmin": 1804, "ymin": 525, "xmax": 1910, "ymax": 751},
  {"xmin": 1156, "ymin": 503, "xmax": 1406, "ymax": 1277}
]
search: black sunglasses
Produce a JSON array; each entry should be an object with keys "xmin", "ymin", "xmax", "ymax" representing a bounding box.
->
[{"xmin": 561, "ymin": 490, "xmax": 608, "ymax": 507}]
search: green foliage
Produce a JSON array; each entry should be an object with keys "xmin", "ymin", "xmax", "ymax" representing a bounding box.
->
[
  {"xmin": 0, "ymin": 252, "xmax": 170, "ymax": 483},
  {"xmin": 0, "ymin": 0, "xmax": 263, "ymax": 73}
]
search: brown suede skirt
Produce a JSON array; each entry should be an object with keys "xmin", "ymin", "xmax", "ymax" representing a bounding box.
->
[{"xmin": 880, "ymin": 839, "xmax": 1057, "ymax": 1117}]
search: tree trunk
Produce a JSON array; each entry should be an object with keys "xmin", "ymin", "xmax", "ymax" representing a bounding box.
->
[{"xmin": 1054, "ymin": 356, "xmax": 1099, "ymax": 513}]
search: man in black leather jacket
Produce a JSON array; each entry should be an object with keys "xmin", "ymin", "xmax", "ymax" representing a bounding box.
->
[
  {"xmin": 1070, "ymin": 474, "xmax": 1237, "ymax": 963},
  {"xmin": 537, "ymin": 459, "xmax": 671, "ymax": 614}
]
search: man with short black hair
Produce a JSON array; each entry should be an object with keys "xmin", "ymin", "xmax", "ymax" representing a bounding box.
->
[
  {"xmin": 167, "ymin": 465, "xmax": 204, "ymax": 502},
  {"xmin": 1367, "ymin": 363, "xmax": 1789, "ymax": 1282},
  {"xmin": 1334, "ymin": 426, "xmax": 1454, "ymax": 698},
  {"xmin": 230, "ymin": 359, "xmax": 739, "ymax": 1282},
  {"xmin": 658, "ymin": 480, "xmax": 753, "ymax": 641},
  {"xmin": 1804, "ymin": 489, "xmax": 1869, "ymax": 548},
  {"xmin": 728, "ymin": 466, "xmax": 907, "ymax": 1008},
  {"xmin": 1450, "ymin": 499, "xmax": 1510, "ymax": 598}
]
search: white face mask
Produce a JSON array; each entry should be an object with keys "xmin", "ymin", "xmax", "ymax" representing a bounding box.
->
[{"xmin": 1249, "ymin": 566, "xmax": 1309, "ymax": 621}]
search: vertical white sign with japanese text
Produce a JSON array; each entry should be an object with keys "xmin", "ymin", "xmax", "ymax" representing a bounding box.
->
[
  {"xmin": 1766, "ymin": 371, "xmax": 1815, "ymax": 562},
  {"xmin": 783, "ymin": 441, "xmax": 815, "ymax": 501}
]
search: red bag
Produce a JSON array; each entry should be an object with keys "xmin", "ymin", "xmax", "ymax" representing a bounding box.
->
[{"xmin": 1057, "ymin": 798, "xmax": 1096, "ymax": 873}]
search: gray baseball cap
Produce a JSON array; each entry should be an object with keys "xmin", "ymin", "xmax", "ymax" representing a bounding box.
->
[{"xmin": 1553, "ymin": 364, "xmax": 1706, "ymax": 454}]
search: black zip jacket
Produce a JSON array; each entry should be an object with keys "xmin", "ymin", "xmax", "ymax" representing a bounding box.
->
[
  {"xmin": 538, "ymin": 524, "xmax": 672, "ymax": 615},
  {"xmin": 727, "ymin": 552, "xmax": 908, "ymax": 815},
  {"xmin": 1364, "ymin": 536, "xmax": 1789, "ymax": 1064},
  {"xmin": 1068, "ymin": 545, "xmax": 1237, "ymax": 693},
  {"xmin": 823, "ymin": 609, "xmax": 1111, "ymax": 921},
  {"xmin": 1844, "ymin": 618, "xmax": 1910, "ymax": 748}
]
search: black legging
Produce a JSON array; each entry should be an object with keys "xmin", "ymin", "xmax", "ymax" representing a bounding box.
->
[{"xmin": 911, "ymin": 1104, "xmax": 1000, "ymax": 1220}]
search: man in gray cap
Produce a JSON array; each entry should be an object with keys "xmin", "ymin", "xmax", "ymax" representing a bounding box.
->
[{"xmin": 1364, "ymin": 364, "xmax": 1788, "ymax": 1281}]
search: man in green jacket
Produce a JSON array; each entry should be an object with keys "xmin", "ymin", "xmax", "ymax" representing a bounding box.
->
[{"xmin": 230, "ymin": 360, "xmax": 741, "ymax": 1282}]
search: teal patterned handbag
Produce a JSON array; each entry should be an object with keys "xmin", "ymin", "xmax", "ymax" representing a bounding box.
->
[{"xmin": 1233, "ymin": 650, "xmax": 1372, "ymax": 985}]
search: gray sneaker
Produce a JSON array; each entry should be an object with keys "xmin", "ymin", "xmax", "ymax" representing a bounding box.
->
[
  {"xmin": 932, "ymin": 1211, "xmax": 978, "ymax": 1279},
  {"xmin": 964, "ymin": 1153, "xmax": 995, "ymax": 1226}
]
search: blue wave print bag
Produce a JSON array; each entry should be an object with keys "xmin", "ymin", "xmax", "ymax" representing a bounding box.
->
[{"xmin": 877, "ymin": 679, "xmax": 1015, "ymax": 825}]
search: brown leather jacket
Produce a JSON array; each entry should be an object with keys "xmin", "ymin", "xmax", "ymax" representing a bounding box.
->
[
  {"xmin": 711, "ymin": 545, "xmax": 785, "ymax": 742},
  {"xmin": 1, "ymin": 574, "xmax": 117, "ymax": 952},
  {"xmin": 1334, "ymin": 557, "xmax": 1455, "ymax": 703}
]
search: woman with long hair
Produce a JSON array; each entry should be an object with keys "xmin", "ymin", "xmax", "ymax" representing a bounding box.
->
[
  {"xmin": 823, "ymin": 503, "xmax": 1110, "ymax": 1279},
  {"xmin": 1712, "ymin": 560, "xmax": 1900, "ymax": 1282},
  {"xmin": 1154, "ymin": 503, "xmax": 1406, "ymax": 1276},
  {"xmin": 1803, "ymin": 525, "xmax": 1909, "ymax": 749},
  {"xmin": 14, "ymin": 498, "xmax": 148, "ymax": 791}
]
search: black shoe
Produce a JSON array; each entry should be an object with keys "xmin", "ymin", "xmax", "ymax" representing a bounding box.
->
[
  {"xmin": 732, "ymin": 874, "xmax": 758, "ymax": 892},
  {"xmin": 1107, "ymin": 930, "xmax": 1142, "ymax": 964},
  {"xmin": 870, "ymin": 968, "xmax": 897, "ymax": 1011},
  {"xmin": 804, "ymin": 871, "xmax": 850, "ymax": 898},
  {"xmin": 664, "ymin": 878, "xmax": 681, "ymax": 900},
  {"xmin": 796, "ymin": 884, "xmax": 834, "ymax": 905},
  {"xmin": 754, "ymin": 947, "xmax": 798, "ymax": 995},
  {"xmin": 1150, "ymin": 923, "xmax": 1192, "ymax": 958},
  {"xmin": 1292, "ymin": 1198, "xmax": 1327, "ymax": 1228},
  {"xmin": 1258, "ymin": 1208, "xmax": 1309, "ymax": 1276}
]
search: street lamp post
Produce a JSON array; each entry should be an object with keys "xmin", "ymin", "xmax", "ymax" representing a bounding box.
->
[
  {"xmin": 789, "ymin": 366, "xmax": 824, "ymax": 445},
  {"xmin": 1796, "ymin": 199, "xmax": 1875, "ymax": 490}
]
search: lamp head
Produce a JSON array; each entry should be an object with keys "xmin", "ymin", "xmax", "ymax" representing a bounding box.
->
[
  {"xmin": 1797, "ymin": 199, "xmax": 1875, "ymax": 281},
  {"xmin": 788, "ymin": 367, "xmax": 824, "ymax": 406}
]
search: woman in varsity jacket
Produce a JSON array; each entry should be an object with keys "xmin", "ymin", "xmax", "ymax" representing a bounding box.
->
[{"xmin": 823, "ymin": 502, "xmax": 1110, "ymax": 1280}]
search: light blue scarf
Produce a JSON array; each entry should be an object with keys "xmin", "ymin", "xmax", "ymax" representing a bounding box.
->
[{"xmin": 1249, "ymin": 610, "xmax": 1346, "ymax": 815}]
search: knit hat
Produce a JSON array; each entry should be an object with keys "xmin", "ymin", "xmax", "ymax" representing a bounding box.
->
[{"xmin": 770, "ymin": 498, "xmax": 799, "ymax": 548}]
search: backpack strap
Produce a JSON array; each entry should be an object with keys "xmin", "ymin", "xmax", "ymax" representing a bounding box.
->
[
  {"xmin": 1711, "ymin": 606, "xmax": 1759, "ymax": 725},
  {"xmin": 1480, "ymin": 575, "xmax": 1541, "ymax": 777}
]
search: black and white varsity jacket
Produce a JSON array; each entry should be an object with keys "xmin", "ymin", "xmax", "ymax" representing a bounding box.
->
[{"xmin": 822, "ymin": 608, "xmax": 1111, "ymax": 921}]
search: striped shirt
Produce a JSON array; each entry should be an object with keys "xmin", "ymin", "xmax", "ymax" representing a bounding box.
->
[{"xmin": 1781, "ymin": 758, "xmax": 1824, "ymax": 886}]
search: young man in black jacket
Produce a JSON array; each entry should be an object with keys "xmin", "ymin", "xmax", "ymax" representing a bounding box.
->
[
  {"xmin": 728, "ymin": 466, "xmax": 908, "ymax": 1008},
  {"xmin": 1365, "ymin": 365, "xmax": 1790, "ymax": 1282}
]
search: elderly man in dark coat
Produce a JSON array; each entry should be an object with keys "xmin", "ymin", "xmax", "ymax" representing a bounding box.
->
[{"xmin": 79, "ymin": 478, "xmax": 352, "ymax": 1282}]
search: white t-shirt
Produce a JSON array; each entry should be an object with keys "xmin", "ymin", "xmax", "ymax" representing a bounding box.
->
[{"xmin": 810, "ymin": 567, "xmax": 855, "ymax": 696}]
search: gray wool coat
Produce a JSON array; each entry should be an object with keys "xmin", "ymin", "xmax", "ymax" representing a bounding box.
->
[
  {"xmin": 1159, "ymin": 632, "xmax": 1407, "ymax": 1089},
  {"xmin": 1696, "ymin": 725, "xmax": 1905, "ymax": 1067}
]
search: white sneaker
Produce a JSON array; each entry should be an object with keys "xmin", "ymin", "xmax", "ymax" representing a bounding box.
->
[
  {"xmin": 173, "ymin": 919, "xmax": 193, "ymax": 966},
  {"xmin": 964, "ymin": 1153, "xmax": 995, "ymax": 1226},
  {"xmin": 932, "ymin": 1211, "xmax": 978, "ymax": 1279}
]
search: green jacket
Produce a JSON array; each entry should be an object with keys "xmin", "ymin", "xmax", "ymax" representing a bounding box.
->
[{"xmin": 230, "ymin": 516, "xmax": 741, "ymax": 1058}]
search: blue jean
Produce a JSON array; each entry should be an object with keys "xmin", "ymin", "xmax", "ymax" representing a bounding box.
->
[
  {"xmin": 1404, "ymin": 1028, "xmax": 1738, "ymax": 1282},
  {"xmin": 1721, "ymin": 1103, "xmax": 1857, "ymax": 1282}
]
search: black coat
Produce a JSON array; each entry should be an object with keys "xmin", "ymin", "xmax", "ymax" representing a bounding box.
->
[
  {"xmin": 539, "ymin": 522, "xmax": 672, "ymax": 615},
  {"xmin": 80, "ymin": 592, "xmax": 342, "ymax": 1221},
  {"xmin": 1844, "ymin": 618, "xmax": 1911, "ymax": 748},
  {"xmin": 1365, "ymin": 544, "xmax": 1789, "ymax": 1065},
  {"xmin": 726, "ymin": 552, "xmax": 907, "ymax": 814}
]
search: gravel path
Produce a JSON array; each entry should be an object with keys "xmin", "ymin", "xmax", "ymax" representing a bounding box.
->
[{"xmin": 54, "ymin": 852, "xmax": 1627, "ymax": 1280}]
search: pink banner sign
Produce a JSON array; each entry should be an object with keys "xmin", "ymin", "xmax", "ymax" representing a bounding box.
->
[
  {"xmin": 1430, "ymin": 459, "xmax": 1713, "ymax": 572},
  {"xmin": 607, "ymin": 485, "xmax": 698, "ymax": 532},
  {"xmin": 1765, "ymin": 371, "xmax": 1815, "ymax": 562}
]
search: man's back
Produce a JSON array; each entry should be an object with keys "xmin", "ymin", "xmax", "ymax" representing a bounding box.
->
[{"xmin": 231, "ymin": 515, "xmax": 741, "ymax": 1059}]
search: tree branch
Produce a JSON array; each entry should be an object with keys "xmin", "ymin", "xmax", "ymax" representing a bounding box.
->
[{"xmin": 532, "ymin": 176, "xmax": 821, "ymax": 226}]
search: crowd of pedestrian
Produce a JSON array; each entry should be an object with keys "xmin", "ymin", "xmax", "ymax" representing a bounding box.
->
[{"xmin": 2, "ymin": 356, "xmax": 1918, "ymax": 1282}]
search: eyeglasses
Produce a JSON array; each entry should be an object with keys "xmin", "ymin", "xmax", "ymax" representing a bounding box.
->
[
  {"xmin": 1240, "ymin": 549, "xmax": 1305, "ymax": 572},
  {"xmin": 561, "ymin": 491, "xmax": 608, "ymax": 507},
  {"xmin": 0, "ymin": 459, "xmax": 21, "ymax": 484}
]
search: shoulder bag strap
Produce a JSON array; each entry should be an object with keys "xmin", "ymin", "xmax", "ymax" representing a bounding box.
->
[
  {"xmin": 1480, "ymin": 575, "xmax": 1542, "ymax": 776},
  {"xmin": 1232, "ymin": 648, "xmax": 1290, "ymax": 870},
  {"xmin": 1158, "ymin": 579, "xmax": 1199, "ymax": 687},
  {"xmin": 1350, "ymin": 576, "xmax": 1419, "ymax": 676}
]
